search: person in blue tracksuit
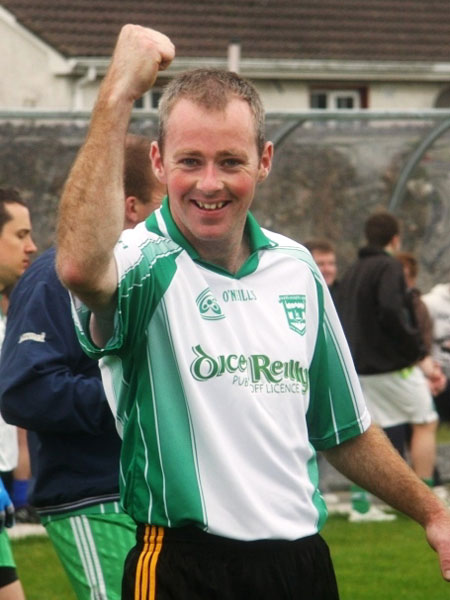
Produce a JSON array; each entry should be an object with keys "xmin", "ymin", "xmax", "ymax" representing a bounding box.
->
[
  {"xmin": 0, "ymin": 187, "xmax": 36, "ymax": 600},
  {"xmin": 0, "ymin": 134, "xmax": 165, "ymax": 600}
]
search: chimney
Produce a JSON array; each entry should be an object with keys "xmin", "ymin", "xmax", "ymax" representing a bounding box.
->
[{"xmin": 227, "ymin": 38, "xmax": 241, "ymax": 73}]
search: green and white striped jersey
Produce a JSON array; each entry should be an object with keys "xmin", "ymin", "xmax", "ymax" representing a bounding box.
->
[{"xmin": 72, "ymin": 199, "xmax": 370, "ymax": 541}]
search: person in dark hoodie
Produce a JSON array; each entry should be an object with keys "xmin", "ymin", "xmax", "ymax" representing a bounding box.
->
[
  {"xmin": 0, "ymin": 134, "xmax": 166, "ymax": 600},
  {"xmin": 336, "ymin": 211, "xmax": 440, "ymax": 522}
]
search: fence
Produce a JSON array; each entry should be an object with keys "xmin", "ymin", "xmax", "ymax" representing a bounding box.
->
[{"xmin": 2, "ymin": 109, "xmax": 450, "ymax": 290}]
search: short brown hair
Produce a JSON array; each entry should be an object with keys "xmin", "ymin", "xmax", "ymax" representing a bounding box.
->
[
  {"xmin": 0, "ymin": 188, "xmax": 27, "ymax": 234},
  {"xmin": 396, "ymin": 251, "xmax": 418, "ymax": 279},
  {"xmin": 158, "ymin": 68, "xmax": 266, "ymax": 157},
  {"xmin": 364, "ymin": 212, "xmax": 400, "ymax": 247},
  {"xmin": 124, "ymin": 134, "xmax": 160, "ymax": 204},
  {"xmin": 303, "ymin": 239, "xmax": 336, "ymax": 255}
]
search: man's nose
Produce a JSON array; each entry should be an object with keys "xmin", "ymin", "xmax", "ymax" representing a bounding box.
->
[
  {"xmin": 197, "ymin": 164, "xmax": 224, "ymax": 194},
  {"xmin": 26, "ymin": 236, "xmax": 37, "ymax": 254}
]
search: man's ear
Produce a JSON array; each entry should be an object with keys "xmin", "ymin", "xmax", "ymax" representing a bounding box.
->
[
  {"xmin": 124, "ymin": 195, "xmax": 140, "ymax": 226},
  {"xmin": 150, "ymin": 141, "xmax": 166, "ymax": 183},
  {"xmin": 257, "ymin": 141, "xmax": 274, "ymax": 183},
  {"xmin": 391, "ymin": 233, "xmax": 401, "ymax": 252}
]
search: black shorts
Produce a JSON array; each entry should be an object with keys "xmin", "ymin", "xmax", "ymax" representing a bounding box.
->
[
  {"xmin": 383, "ymin": 423, "xmax": 408, "ymax": 458},
  {"xmin": 0, "ymin": 567, "xmax": 18, "ymax": 588},
  {"xmin": 122, "ymin": 524, "xmax": 339, "ymax": 600}
]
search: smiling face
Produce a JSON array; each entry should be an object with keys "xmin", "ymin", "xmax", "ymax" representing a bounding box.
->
[
  {"xmin": 0, "ymin": 202, "xmax": 37, "ymax": 290},
  {"xmin": 311, "ymin": 250, "xmax": 337, "ymax": 287},
  {"xmin": 151, "ymin": 97, "xmax": 273, "ymax": 271}
]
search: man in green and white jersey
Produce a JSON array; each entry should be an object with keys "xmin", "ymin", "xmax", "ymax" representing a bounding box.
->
[{"xmin": 57, "ymin": 24, "xmax": 450, "ymax": 600}]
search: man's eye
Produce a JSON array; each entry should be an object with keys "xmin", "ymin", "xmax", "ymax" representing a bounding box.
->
[
  {"xmin": 181, "ymin": 158, "xmax": 199, "ymax": 167},
  {"xmin": 222, "ymin": 159, "xmax": 241, "ymax": 168}
]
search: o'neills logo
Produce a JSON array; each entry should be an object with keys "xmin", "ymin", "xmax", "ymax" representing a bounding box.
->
[{"xmin": 189, "ymin": 344, "xmax": 309, "ymax": 393}]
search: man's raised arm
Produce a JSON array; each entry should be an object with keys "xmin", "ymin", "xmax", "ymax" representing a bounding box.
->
[{"xmin": 56, "ymin": 25, "xmax": 175, "ymax": 313}]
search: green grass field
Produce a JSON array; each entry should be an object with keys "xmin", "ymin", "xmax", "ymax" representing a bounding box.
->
[
  {"xmin": 12, "ymin": 515, "xmax": 450, "ymax": 599},
  {"xmin": 13, "ymin": 535, "xmax": 75, "ymax": 600},
  {"xmin": 437, "ymin": 422, "xmax": 450, "ymax": 444},
  {"xmin": 323, "ymin": 514, "xmax": 450, "ymax": 600}
]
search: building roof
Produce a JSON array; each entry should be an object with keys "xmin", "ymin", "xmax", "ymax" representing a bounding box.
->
[{"xmin": 2, "ymin": 0, "xmax": 450, "ymax": 62}]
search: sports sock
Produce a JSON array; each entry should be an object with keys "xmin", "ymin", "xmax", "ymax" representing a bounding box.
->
[
  {"xmin": 350, "ymin": 483, "xmax": 370, "ymax": 513},
  {"xmin": 12, "ymin": 479, "xmax": 29, "ymax": 508}
]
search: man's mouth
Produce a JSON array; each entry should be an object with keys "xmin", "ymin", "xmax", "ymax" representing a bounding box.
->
[{"xmin": 194, "ymin": 200, "xmax": 227, "ymax": 211}]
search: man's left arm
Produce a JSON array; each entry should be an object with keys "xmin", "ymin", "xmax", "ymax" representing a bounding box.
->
[{"xmin": 323, "ymin": 424, "xmax": 450, "ymax": 581}]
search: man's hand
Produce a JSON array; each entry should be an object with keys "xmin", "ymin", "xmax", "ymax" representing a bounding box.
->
[
  {"xmin": 428, "ymin": 367, "xmax": 447, "ymax": 396},
  {"xmin": 426, "ymin": 509, "xmax": 450, "ymax": 581},
  {"xmin": 57, "ymin": 24, "xmax": 174, "ymax": 309},
  {"xmin": 0, "ymin": 478, "xmax": 15, "ymax": 532},
  {"xmin": 323, "ymin": 425, "xmax": 450, "ymax": 582},
  {"xmin": 103, "ymin": 24, "xmax": 175, "ymax": 105},
  {"xmin": 419, "ymin": 357, "xmax": 447, "ymax": 395}
]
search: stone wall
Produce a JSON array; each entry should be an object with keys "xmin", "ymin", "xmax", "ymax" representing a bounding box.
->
[
  {"xmin": 2, "ymin": 116, "xmax": 450, "ymax": 291},
  {"xmin": 0, "ymin": 118, "xmax": 158, "ymax": 251}
]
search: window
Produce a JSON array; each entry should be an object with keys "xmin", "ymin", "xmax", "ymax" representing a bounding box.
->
[
  {"xmin": 435, "ymin": 86, "xmax": 450, "ymax": 108},
  {"xmin": 310, "ymin": 88, "xmax": 365, "ymax": 110},
  {"xmin": 134, "ymin": 89, "xmax": 163, "ymax": 110}
]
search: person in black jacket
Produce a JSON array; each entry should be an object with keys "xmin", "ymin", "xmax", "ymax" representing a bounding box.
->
[
  {"xmin": 336, "ymin": 211, "xmax": 440, "ymax": 522},
  {"xmin": 0, "ymin": 134, "xmax": 165, "ymax": 600}
]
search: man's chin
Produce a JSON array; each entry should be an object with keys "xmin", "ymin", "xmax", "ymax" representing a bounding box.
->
[{"xmin": 12, "ymin": 269, "xmax": 24, "ymax": 282}]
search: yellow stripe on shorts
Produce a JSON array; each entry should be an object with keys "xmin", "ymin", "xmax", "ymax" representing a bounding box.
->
[{"xmin": 135, "ymin": 525, "xmax": 164, "ymax": 599}]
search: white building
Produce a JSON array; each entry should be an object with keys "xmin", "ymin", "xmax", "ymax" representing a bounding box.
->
[{"xmin": 1, "ymin": 0, "xmax": 450, "ymax": 112}]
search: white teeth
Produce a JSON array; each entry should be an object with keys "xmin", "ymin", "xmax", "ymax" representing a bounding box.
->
[{"xmin": 196, "ymin": 201, "xmax": 225, "ymax": 210}]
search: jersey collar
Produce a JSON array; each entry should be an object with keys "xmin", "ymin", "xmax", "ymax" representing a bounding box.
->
[{"xmin": 145, "ymin": 196, "xmax": 274, "ymax": 278}]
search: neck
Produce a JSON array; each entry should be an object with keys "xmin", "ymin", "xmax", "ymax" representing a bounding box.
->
[
  {"xmin": 0, "ymin": 293, "xmax": 8, "ymax": 317},
  {"xmin": 195, "ymin": 234, "xmax": 251, "ymax": 274},
  {"xmin": 383, "ymin": 241, "xmax": 397, "ymax": 254}
]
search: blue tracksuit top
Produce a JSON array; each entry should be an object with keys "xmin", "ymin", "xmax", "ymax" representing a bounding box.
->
[{"xmin": 0, "ymin": 247, "xmax": 122, "ymax": 515}]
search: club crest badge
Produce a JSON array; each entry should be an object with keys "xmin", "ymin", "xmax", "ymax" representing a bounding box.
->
[
  {"xmin": 279, "ymin": 294, "xmax": 306, "ymax": 336},
  {"xmin": 196, "ymin": 288, "xmax": 225, "ymax": 321}
]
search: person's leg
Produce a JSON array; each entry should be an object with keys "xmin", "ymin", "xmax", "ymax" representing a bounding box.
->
[
  {"xmin": 383, "ymin": 423, "xmax": 408, "ymax": 459},
  {"xmin": 0, "ymin": 472, "xmax": 13, "ymax": 497},
  {"xmin": 349, "ymin": 483, "xmax": 370, "ymax": 514},
  {"xmin": 348, "ymin": 427, "xmax": 403, "ymax": 521},
  {"xmin": 11, "ymin": 428, "xmax": 34, "ymax": 523},
  {"xmin": 0, "ymin": 580, "xmax": 25, "ymax": 600},
  {"xmin": 12, "ymin": 428, "xmax": 31, "ymax": 486},
  {"xmin": 45, "ymin": 508, "xmax": 136, "ymax": 600},
  {"xmin": 0, "ymin": 531, "xmax": 24, "ymax": 600},
  {"xmin": 349, "ymin": 374, "xmax": 402, "ymax": 522},
  {"xmin": 433, "ymin": 385, "xmax": 450, "ymax": 423},
  {"xmin": 409, "ymin": 418, "xmax": 450, "ymax": 503},
  {"xmin": 348, "ymin": 484, "xmax": 396, "ymax": 522},
  {"xmin": 409, "ymin": 419, "xmax": 439, "ymax": 481}
]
